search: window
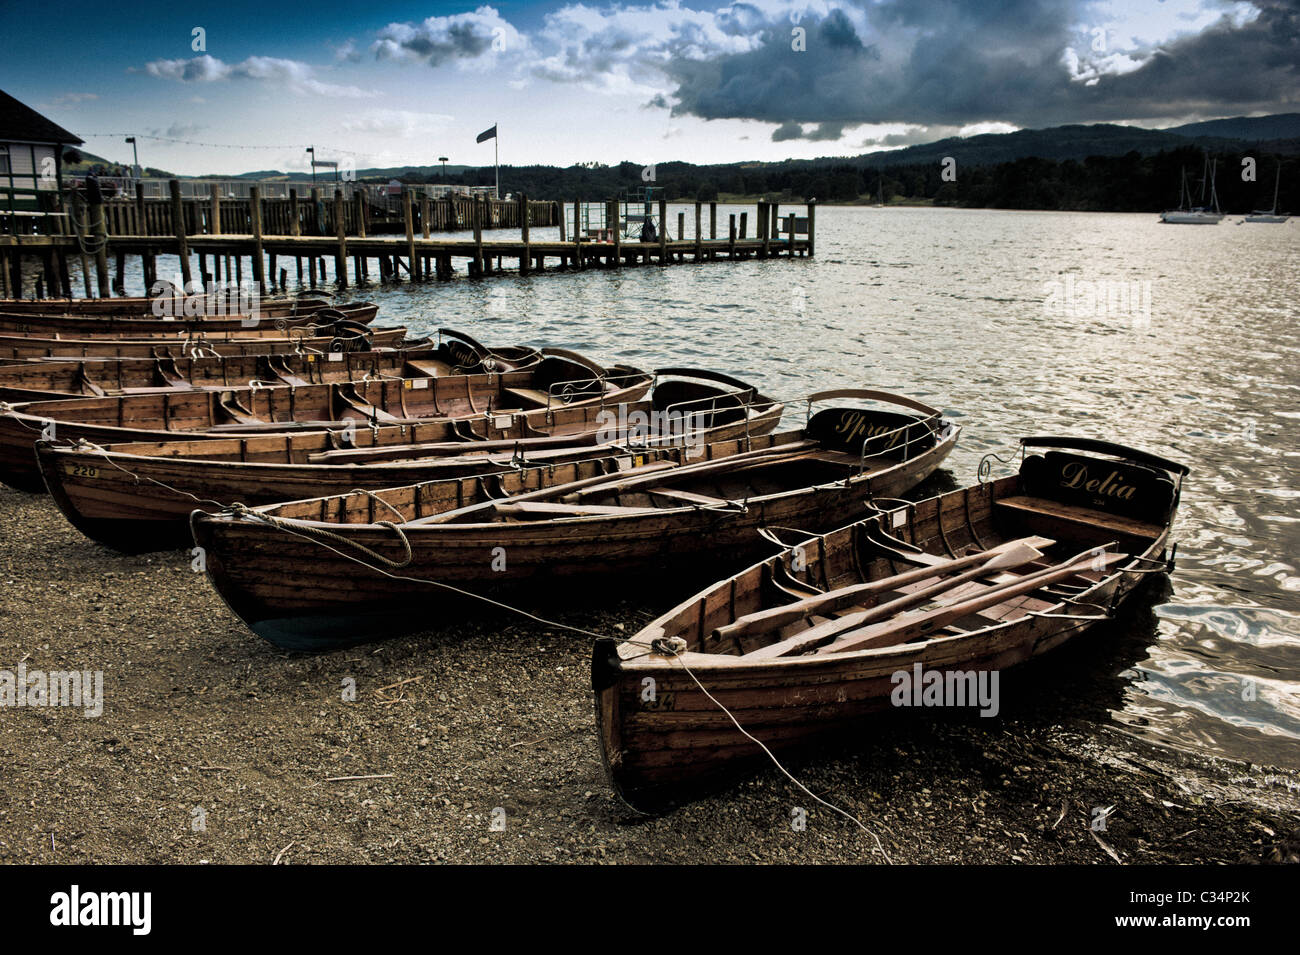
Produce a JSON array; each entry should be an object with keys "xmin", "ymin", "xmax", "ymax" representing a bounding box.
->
[{"xmin": 0, "ymin": 146, "xmax": 9, "ymax": 176}]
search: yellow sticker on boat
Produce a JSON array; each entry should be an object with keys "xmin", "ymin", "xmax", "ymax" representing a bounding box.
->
[{"xmin": 64, "ymin": 463, "xmax": 99, "ymax": 479}]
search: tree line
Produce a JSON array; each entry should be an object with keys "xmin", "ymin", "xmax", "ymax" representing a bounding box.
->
[{"xmin": 394, "ymin": 147, "xmax": 1296, "ymax": 214}]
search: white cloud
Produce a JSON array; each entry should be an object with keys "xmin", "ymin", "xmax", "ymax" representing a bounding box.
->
[
  {"xmin": 340, "ymin": 109, "xmax": 456, "ymax": 137},
  {"xmin": 371, "ymin": 6, "xmax": 525, "ymax": 71},
  {"xmin": 143, "ymin": 54, "xmax": 376, "ymax": 98}
]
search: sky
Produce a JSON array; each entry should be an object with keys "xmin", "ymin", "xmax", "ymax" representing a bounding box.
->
[{"xmin": 2, "ymin": 0, "xmax": 1296, "ymax": 176}]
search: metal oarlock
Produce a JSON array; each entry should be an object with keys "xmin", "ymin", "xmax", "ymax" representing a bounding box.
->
[{"xmin": 977, "ymin": 448, "xmax": 1021, "ymax": 484}]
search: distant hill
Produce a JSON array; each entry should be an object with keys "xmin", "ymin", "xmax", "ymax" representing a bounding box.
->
[
  {"xmin": 1167, "ymin": 113, "xmax": 1300, "ymax": 141},
  {"xmin": 202, "ymin": 165, "xmax": 475, "ymax": 181},
  {"xmin": 845, "ymin": 122, "xmax": 1299, "ymax": 170}
]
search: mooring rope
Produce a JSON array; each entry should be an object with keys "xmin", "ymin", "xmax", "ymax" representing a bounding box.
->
[{"xmin": 201, "ymin": 499, "xmax": 892, "ymax": 858}]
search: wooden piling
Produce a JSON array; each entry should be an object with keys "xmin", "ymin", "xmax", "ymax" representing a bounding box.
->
[
  {"xmin": 289, "ymin": 189, "xmax": 300, "ymax": 238},
  {"xmin": 168, "ymin": 179, "xmax": 192, "ymax": 287},
  {"xmin": 404, "ymin": 190, "xmax": 418, "ymax": 281},
  {"xmin": 249, "ymin": 185, "xmax": 265, "ymax": 292},
  {"xmin": 334, "ymin": 190, "xmax": 347, "ymax": 288},
  {"xmin": 210, "ymin": 184, "xmax": 221, "ymax": 235},
  {"xmin": 89, "ymin": 188, "xmax": 109, "ymax": 296},
  {"xmin": 658, "ymin": 198, "xmax": 668, "ymax": 263},
  {"xmin": 573, "ymin": 199, "xmax": 583, "ymax": 268},
  {"xmin": 420, "ymin": 195, "xmax": 431, "ymax": 240},
  {"xmin": 611, "ymin": 197, "xmax": 621, "ymax": 268},
  {"xmin": 473, "ymin": 197, "xmax": 484, "ymax": 276},
  {"xmin": 520, "ymin": 193, "xmax": 531, "ymax": 274},
  {"xmin": 709, "ymin": 202, "xmax": 717, "ymax": 240},
  {"xmin": 807, "ymin": 201, "xmax": 816, "ymax": 256}
]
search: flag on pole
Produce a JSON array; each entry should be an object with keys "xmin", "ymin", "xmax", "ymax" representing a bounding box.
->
[{"xmin": 476, "ymin": 125, "xmax": 497, "ymax": 143}]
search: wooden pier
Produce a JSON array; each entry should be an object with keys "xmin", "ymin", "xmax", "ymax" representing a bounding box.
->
[{"xmin": 0, "ymin": 180, "xmax": 815, "ymax": 299}]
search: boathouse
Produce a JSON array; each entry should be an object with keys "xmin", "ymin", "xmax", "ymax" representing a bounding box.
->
[{"xmin": 0, "ymin": 90, "xmax": 82, "ymax": 220}]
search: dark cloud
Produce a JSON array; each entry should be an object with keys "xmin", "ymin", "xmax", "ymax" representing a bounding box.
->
[
  {"xmin": 773, "ymin": 121, "xmax": 848, "ymax": 141},
  {"xmin": 371, "ymin": 11, "xmax": 514, "ymax": 67},
  {"xmin": 664, "ymin": 0, "xmax": 1300, "ymax": 130}
]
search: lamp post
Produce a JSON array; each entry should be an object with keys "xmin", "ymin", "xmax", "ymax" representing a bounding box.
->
[
  {"xmin": 439, "ymin": 157, "xmax": 448, "ymax": 179},
  {"xmin": 306, "ymin": 146, "xmax": 316, "ymax": 184},
  {"xmin": 125, "ymin": 136, "xmax": 140, "ymax": 179}
]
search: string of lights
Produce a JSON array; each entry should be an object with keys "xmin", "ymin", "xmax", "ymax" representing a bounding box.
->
[{"xmin": 76, "ymin": 132, "xmax": 368, "ymax": 156}]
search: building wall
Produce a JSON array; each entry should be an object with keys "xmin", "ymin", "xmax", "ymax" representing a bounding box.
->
[{"xmin": 1, "ymin": 140, "xmax": 59, "ymax": 213}]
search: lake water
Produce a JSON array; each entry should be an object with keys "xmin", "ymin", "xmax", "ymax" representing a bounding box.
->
[{"xmin": 62, "ymin": 204, "xmax": 1300, "ymax": 770}]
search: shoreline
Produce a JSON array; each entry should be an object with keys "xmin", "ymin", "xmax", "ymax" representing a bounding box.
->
[{"xmin": 1, "ymin": 485, "xmax": 1296, "ymax": 864}]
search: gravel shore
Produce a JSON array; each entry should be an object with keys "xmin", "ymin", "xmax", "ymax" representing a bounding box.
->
[{"xmin": 1, "ymin": 485, "xmax": 1296, "ymax": 865}]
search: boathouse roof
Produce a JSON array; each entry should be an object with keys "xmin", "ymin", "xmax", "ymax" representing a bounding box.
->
[{"xmin": 0, "ymin": 90, "xmax": 84, "ymax": 146}]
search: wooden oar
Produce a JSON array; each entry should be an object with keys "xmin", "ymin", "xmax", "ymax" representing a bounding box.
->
[
  {"xmin": 409, "ymin": 461, "xmax": 680, "ymax": 525},
  {"xmin": 743, "ymin": 541, "xmax": 1050, "ymax": 661},
  {"xmin": 716, "ymin": 536, "xmax": 1055, "ymax": 645},
  {"xmin": 814, "ymin": 546, "xmax": 1127, "ymax": 655},
  {"xmin": 561, "ymin": 440, "xmax": 816, "ymax": 502}
]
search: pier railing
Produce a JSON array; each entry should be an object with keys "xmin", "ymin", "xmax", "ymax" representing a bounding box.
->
[{"xmin": 8, "ymin": 186, "xmax": 557, "ymax": 238}]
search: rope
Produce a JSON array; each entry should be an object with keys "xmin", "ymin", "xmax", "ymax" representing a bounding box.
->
[
  {"xmin": 205, "ymin": 501, "xmax": 892, "ymax": 856},
  {"xmin": 227, "ymin": 502, "xmax": 413, "ymax": 569},
  {"xmin": 647, "ymin": 637, "xmax": 893, "ymax": 862}
]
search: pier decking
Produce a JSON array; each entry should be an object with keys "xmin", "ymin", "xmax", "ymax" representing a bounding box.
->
[{"xmin": 0, "ymin": 180, "xmax": 815, "ymax": 299}]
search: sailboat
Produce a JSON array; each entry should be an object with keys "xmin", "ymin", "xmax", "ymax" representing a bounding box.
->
[
  {"xmin": 875, "ymin": 176, "xmax": 885, "ymax": 208},
  {"xmin": 1244, "ymin": 162, "xmax": 1289, "ymax": 223},
  {"xmin": 1161, "ymin": 157, "xmax": 1224, "ymax": 224}
]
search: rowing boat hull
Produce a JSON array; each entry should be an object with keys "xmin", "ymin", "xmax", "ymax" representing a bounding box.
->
[
  {"xmin": 2, "ymin": 356, "xmax": 650, "ymax": 491},
  {"xmin": 190, "ymin": 429, "xmax": 956, "ymax": 650},
  {"xmin": 0, "ymin": 295, "xmax": 331, "ymax": 316},
  {"xmin": 0, "ymin": 302, "xmax": 378, "ymax": 338},
  {"xmin": 0, "ymin": 344, "xmax": 538, "ymax": 402},
  {"xmin": 37, "ymin": 397, "xmax": 783, "ymax": 552},
  {"xmin": 0, "ymin": 326, "xmax": 412, "ymax": 362},
  {"xmin": 592, "ymin": 473, "xmax": 1175, "ymax": 811}
]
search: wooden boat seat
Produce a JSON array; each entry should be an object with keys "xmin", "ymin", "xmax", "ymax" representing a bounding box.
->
[
  {"xmin": 491, "ymin": 501, "xmax": 650, "ymax": 518},
  {"xmin": 334, "ymin": 384, "xmax": 404, "ymax": 423},
  {"xmin": 648, "ymin": 488, "xmax": 730, "ymax": 507},
  {"xmin": 501, "ymin": 386, "xmax": 553, "ymax": 409},
  {"xmin": 263, "ymin": 355, "xmax": 312, "ymax": 387},
  {"xmin": 404, "ymin": 359, "xmax": 454, "ymax": 378},
  {"xmin": 995, "ymin": 495, "xmax": 1163, "ymax": 540}
]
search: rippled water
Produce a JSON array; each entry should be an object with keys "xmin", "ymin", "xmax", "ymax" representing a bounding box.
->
[{"xmin": 87, "ymin": 205, "xmax": 1300, "ymax": 768}]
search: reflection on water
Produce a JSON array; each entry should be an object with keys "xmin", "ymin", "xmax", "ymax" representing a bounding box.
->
[{"xmin": 120, "ymin": 205, "xmax": 1300, "ymax": 768}]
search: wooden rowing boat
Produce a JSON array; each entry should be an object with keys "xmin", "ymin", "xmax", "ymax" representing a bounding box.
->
[
  {"xmin": 189, "ymin": 390, "xmax": 959, "ymax": 650},
  {"xmin": 1, "ymin": 352, "xmax": 649, "ymax": 492},
  {"xmin": 0, "ymin": 294, "xmax": 331, "ymax": 316},
  {"xmin": 0, "ymin": 325, "xmax": 412, "ymax": 362},
  {"xmin": 591, "ymin": 437, "xmax": 1188, "ymax": 811},
  {"xmin": 0, "ymin": 302, "xmax": 378, "ymax": 338},
  {"xmin": 36, "ymin": 369, "xmax": 783, "ymax": 552},
  {"xmin": 0, "ymin": 328, "xmax": 539, "ymax": 401}
]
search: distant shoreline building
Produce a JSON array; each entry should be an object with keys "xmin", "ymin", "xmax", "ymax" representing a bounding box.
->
[{"xmin": 0, "ymin": 90, "xmax": 82, "ymax": 218}]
